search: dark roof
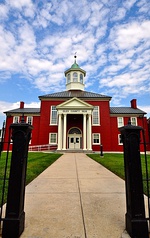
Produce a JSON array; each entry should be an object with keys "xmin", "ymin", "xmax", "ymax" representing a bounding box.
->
[
  {"xmin": 39, "ymin": 90, "xmax": 111, "ymax": 99},
  {"xmin": 110, "ymin": 107, "xmax": 146, "ymax": 115},
  {"xmin": 4, "ymin": 108, "xmax": 40, "ymax": 114}
]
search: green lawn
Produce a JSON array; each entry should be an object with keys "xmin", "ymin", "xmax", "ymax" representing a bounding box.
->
[
  {"xmin": 87, "ymin": 153, "xmax": 150, "ymax": 195},
  {"xmin": 0, "ymin": 152, "xmax": 62, "ymax": 204}
]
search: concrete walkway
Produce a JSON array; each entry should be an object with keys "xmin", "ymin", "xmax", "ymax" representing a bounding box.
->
[{"xmin": 21, "ymin": 153, "xmax": 126, "ymax": 238}]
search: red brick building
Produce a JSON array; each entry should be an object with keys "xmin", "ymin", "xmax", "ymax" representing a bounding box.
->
[{"xmin": 3, "ymin": 58, "xmax": 150, "ymax": 152}]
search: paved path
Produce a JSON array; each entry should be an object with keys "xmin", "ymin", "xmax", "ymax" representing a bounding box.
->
[{"xmin": 21, "ymin": 153, "xmax": 126, "ymax": 238}]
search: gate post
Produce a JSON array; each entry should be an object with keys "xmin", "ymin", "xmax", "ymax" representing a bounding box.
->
[
  {"xmin": 119, "ymin": 122, "xmax": 149, "ymax": 238},
  {"xmin": 2, "ymin": 120, "xmax": 33, "ymax": 238}
]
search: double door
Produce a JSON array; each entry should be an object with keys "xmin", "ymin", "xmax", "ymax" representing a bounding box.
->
[{"xmin": 69, "ymin": 135, "xmax": 81, "ymax": 149}]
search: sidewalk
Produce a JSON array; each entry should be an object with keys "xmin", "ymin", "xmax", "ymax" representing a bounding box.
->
[{"xmin": 21, "ymin": 153, "xmax": 126, "ymax": 238}]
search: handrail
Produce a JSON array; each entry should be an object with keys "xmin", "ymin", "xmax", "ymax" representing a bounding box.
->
[{"xmin": 28, "ymin": 144, "xmax": 57, "ymax": 151}]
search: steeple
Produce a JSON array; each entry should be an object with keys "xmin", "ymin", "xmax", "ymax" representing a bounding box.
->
[{"xmin": 65, "ymin": 55, "xmax": 86, "ymax": 91}]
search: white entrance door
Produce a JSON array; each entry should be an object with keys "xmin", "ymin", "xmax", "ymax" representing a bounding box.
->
[{"xmin": 69, "ymin": 135, "xmax": 80, "ymax": 149}]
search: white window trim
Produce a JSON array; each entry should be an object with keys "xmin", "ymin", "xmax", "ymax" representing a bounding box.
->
[
  {"xmin": 26, "ymin": 116, "xmax": 33, "ymax": 125},
  {"xmin": 29, "ymin": 133, "xmax": 32, "ymax": 144},
  {"xmin": 117, "ymin": 117, "xmax": 124, "ymax": 128},
  {"xmin": 118, "ymin": 134, "xmax": 123, "ymax": 145},
  {"xmin": 92, "ymin": 106, "xmax": 100, "ymax": 126},
  {"xmin": 13, "ymin": 116, "xmax": 19, "ymax": 123},
  {"xmin": 92, "ymin": 133, "xmax": 100, "ymax": 145},
  {"xmin": 131, "ymin": 117, "xmax": 137, "ymax": 126},
  {"xmin": 49, "ymin": 133, "xmax": 57, "ymax": 144},
  {"xmin": 50, "ymin": 106, "xmax": 58, "ymax": 125}
]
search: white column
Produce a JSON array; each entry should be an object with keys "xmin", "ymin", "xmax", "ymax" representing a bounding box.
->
[
  {"xmin": 87, "ymin": 114, "xmax": 92, "ymax": 150},
  {"xmin": 57, "ymin": 114, "xmax": 62, "ymax": 150},
  {"xmin": 83, "ymin": 114, "xmax": 87, "ymax": 150},
  {"xmin": 63, "ymin": 114, "xmax": 67, "ymax": 150}
]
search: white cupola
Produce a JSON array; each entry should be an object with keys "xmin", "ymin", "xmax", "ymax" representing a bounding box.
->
[{"xmin": 65, "ymin": 55, "xmax": 86, "ymax": 91}]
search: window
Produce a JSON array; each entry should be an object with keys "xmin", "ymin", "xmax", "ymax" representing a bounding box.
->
[
  {"xmin": 73, "ymin": 72, "xmax": 78, "ymax": 82},
  {"xmin": 93, "ymin": 133, "xmax": 100, "ymax": 144},
  {"xmin": 13, "ymin": 116, "xmax": 19, "ymax": 123},
  {"xmin": 49, "ymin": 133, "xmax": 57, "ymax": 144},
  {"xmin": 27, "ymin": 116, "xmax": 33, "ymax": 125},
  {"xmin": 80, "ymin": 74, "xmax": 83, "ymax": 83},
  {"xmin": 50, "ymin": 106, "xmax": 57, "ymax": 125},
  {"xmin": 131, "ymin": 117, "xmax": 137, "ymax": 126},
  {"xmin": 117, "ymin": 117, "xmax": 124, "ymax": 127},
  {"xmin": 118, "ymin": 134, "xmax": 123, "ymax": 145},
  {"xmin": 67, "ymin": 74, "xmax": 71, "ymax": 83},
  {"xmin": 92, "ymin": 106, "xmax": 99, "ymax": 125}
]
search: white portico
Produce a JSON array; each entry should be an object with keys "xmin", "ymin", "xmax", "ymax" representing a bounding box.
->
[{"xmin": 56, "ymin": 97, "xmax": 93, "ymax": 151}]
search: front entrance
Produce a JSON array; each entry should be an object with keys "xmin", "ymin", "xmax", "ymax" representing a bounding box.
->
[{"xmin": 68, "ymin": 128, "xmax": 82, "ymax": 150}]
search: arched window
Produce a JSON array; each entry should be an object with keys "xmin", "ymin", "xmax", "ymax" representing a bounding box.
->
[
  {"xmin": 80, "ymin": 74, "xmax": 83, "ymax": 83},
  {"xmin": 69, "ymin": 127, "xmax": 81, "ymax": 134},
  {"xmin": 67, "ymin": 74, "xmax": 71, "ymax": 83},
  {"xmin": 73, "ymin": 72, "xmax": 78, "ymax": 82}
]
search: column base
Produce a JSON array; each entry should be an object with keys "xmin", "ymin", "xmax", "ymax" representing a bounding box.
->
[
  {"xmin": 125, "ymin": 213, "xmax": 149, "ymax": 238},
  {"xmin": 2, "ymin": 211, "xmax": 25, "ymax": 238}
]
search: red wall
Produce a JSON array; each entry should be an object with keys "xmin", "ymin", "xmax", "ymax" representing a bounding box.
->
[
  {"xmin": 38, "ymin": 100, "xmax": 64, "ymax": 145},
  {"xmin": 3, "ymin": 98, "xmax": 150, "ymax": 152},
  {"xmin": 86, "ymin": 100, "xmax": 111, "ymax": 151}
]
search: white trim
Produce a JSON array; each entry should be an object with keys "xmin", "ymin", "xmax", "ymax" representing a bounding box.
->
[
  {"xmin": 118, "ymin": 134, "xmax": 123, "ymax": 145},
  {"xmin": 13, "ymin": 116, "xmax": 19, "ymax": 123},
  {"xmin": 26, "ymin": 116, "xmax": 33, "ymax": 125},
  {"xmin": 49, "ymin": 133, "xmax": 57, "ymax": 144},
  {"xmin": 131, "ymin": 117, "xmax": 137, "ymax": 126},
  {"xmin": 50, "ymin": 105, "xmax": 57, "ymax": 125},
  {"xmin": 117, "ymin": 117, "xmax": 124, "ymax": 127},
  {"xmin": 92, "ymin": 133, "xmax": 100, "ymax": 145},
  {"xmin": 92, "ymin": 106, "xmax": 100, "ymax": 125}
]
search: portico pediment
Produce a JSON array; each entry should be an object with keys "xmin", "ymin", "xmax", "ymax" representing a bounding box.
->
[{"xmin": 56, "ymin": 97, "xmax": 93, "ymax": 110}]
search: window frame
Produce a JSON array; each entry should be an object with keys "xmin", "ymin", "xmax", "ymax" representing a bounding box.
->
[
  {"xmin": 13, "ymin": 116, "xmax": 19, "ymax": 123},
  {"xmin": 73, "ymin": 72, "xmax": 78, "ymax": 82},
  {"xmin": 118, "ymin": 134, "xmax": 123, "ymax": 145},
  {"xmin": 67, "ymin": 73, "xmax": 71, "ymax": 84},
  {"xmin": 131, "ymin": 117, "xmax": 137, "ymax": 126},
  {"xmin": 93, "ymin": 133, "xmax": 100, "ymax": 145},
  {"xmin": 92, "ymin": 106, "xmax": 100, "ymax": 125},
  {"xmin": 49, "ymin": 133, "xmax": 57, "ymax": 144},
  {"xmin": 50, "ymin": 106, "xmax": 57, "ymax": 125},
  {"xmin": 26, "ymin": 116, "xmax": 33, "ymax": 125},
  {"xmin": 80, "ymin": 73, "xmax": 83, "ymax": 83},
  {"xmin": 117, "ymin": 117, "xmax": 124, "ymax": 127}
]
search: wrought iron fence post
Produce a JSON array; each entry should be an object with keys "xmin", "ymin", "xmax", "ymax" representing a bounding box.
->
[
  {"xmin": 2, "ymin": 120, "xmax": 32, "ymax": 238},
  {"xmin": 119, "ymin": 122, "xmax": 149, "ymax": 238}
]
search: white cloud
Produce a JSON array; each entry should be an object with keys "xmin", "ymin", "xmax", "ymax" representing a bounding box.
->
[
  {"xmin": 0, "ymin": 0, "xmax": 149, "ymax": 114},
  {"xmin": 123, "ymin": 0, "xmax": 137, "ymax": 9},
  {"xmin": 111, "ymin": 7, "xmax": 126, "ymax": 21},
  {"xmin": 112, "ymin": 21, "xmax": 150, "ymax": 50},
  {"xmin": 0, "ymin": 4, "xmax": 9, "ymax": 19}
]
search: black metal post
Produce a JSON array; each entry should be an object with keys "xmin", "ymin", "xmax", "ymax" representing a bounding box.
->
[
  {"xmin": 119, "ymin": 123, "xmax": 149, "ymax": 238},
  {"xmin": 100, "ymin": 144, "xmax": 103, "ymax": 157},
  {"xmin": 2, "ymin": 121, "xmax": 32, "ymax": 238}
]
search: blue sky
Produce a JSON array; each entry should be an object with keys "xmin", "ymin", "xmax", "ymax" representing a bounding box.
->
[{"xmin": 0, "ymin": 0, "xmax": 150, "ymax": 127}]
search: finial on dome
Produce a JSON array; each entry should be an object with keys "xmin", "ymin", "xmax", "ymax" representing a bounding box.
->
[{"xmin": 74, "ymin": 52, "xmax": 77, "ymax": 62}]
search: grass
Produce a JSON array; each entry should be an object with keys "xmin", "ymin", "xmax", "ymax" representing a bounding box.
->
[
  {"xmin": 0, "ymin": 152, "xmax": 62, "ymax": 204},
  {"xmin": 87, "ymin": 153, "xmax": 150, "ymax": 196}
]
